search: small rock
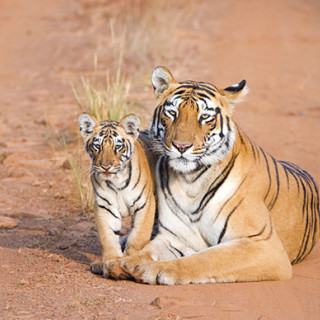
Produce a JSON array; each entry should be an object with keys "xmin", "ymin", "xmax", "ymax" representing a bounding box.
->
[
  {"xmin": 0, "ymin": 153, "xmax": 8, "ymax": 164},
  {"xmin": 156, "ymin": 314, "xmax": 182, "ymax": 320},
  {"xmin": 62, "ymin": 159, "xmax": 72, "ymax": 170},
  {"xmin": 69, "ymin": 221, "xmax": 95, "ymax": 233},
  {"xmin": 48, "ymin": 228, "xmax": 58, "ymax": 236},
  {"xmin": 0, "ymin": 216, "xmax": 19, "ymax": 229},
  {"xmin": 18, "ymin": 279, "xmax": 30, "ymax": 285},
  {"xmin": 151, "ymin": 296, "xmax": 192, "ymax": 309},
  {"xmin": 11, "ymin": 212, "xmax": 51, "ymax": 220},
  {"xmin": 58, "ymin": 244, "xmax": 69, "ymax": 250}
]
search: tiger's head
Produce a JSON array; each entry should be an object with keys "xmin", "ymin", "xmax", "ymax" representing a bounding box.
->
[
  {"xmin": 149, "ymin": 66, "xmax": 248, "ymax": 173},
  {"xmin": 79, "ymin": 113, "xmax": 141, "ymax": 176}
]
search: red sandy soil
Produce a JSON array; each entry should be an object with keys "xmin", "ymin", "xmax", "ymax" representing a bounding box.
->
[{"xmin": 0, "ymin": 0, "xmax": 319, "ymax": 319}]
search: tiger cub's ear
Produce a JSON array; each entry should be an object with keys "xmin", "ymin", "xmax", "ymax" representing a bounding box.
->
[
  {"xmin": 151, "ymin": 66, "xmax": 176, "ymax": 99},
  {"xmin": 119, "ymin": 114, "xmax": 140, "ymax": 138},
  {"xmin": 78, "ymin": 113, "xmax": 96, "ymax": 141},
  {"xmin": 221, "ymin": 80, "xmax": 249, "ymax": 110}
]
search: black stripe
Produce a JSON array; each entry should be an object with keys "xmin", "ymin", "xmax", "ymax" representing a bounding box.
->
[
  {"xmin": 95, "ymin": 189, "xmax": 111, "ymax": 206},
  {"xmin": 118, "ymin": 161, "xmax": 132, "ymax": 190},
  {"xmin": 259, "ymin": 147, "xmax": 272, "ymax": 202},
  {"xmin": 292, "ymin": 172, "xmax": 317, "ymax": 263},
  {"xmin": 159, "ymin": 157, "xmax": 192, "ymax": 223},
  {"xmin": 192, "ymin": 165, "xmax": 211, "ymax": 182},
  {"xmin": 171, "ymin": 246, "xmax": 184, "ymax": 257},
  {"xmin": 268, "ymin": 157, "xmax": 280, "ymax": 210},
  {"xmin": 217, "ymin": 200, "xmax": 243, "ymax": 244},
  {"xmin": 151, "ymin": 107, "xmax": 158, "ymax": 131},
  {"xmin": 279, "ymin": 161, "xmax": 319, "ymax": 264},
  {"xmin": 132, "ymin": 164, "xmax": 142, "ymax": 190},
  {"xmin": 178, "ymin": 165, "xmax": 211, "ymax": 184},
  {"xmin": 192, "ymin": 152, "xmax": 238, "ymax": 214},
  {"xmin": 159, "ymin": 221, "xmax": 178, "ymax": 238},
  {"xmin": 175, "ymin": 84, "xmax": 217, "ymax": 97},
  {"xmin": 237, "ymin": 130, "xmax": 248, "ymax": 153},
  {"xmin": 262, "ymin": 217, "xmax": 273, "ymax": 242},
  {"xmin": 173, "ymin": 89, "xmax": 189, "ymax": 96},
  {"xmin": 212, "ymin": 173, "xmax": 249, "ymax": 225},
  {"xmin": 219, "ymin": 113, "xmax": 224, "ymax": 138},
  {"xmin": 91, "ymin": 172, "xmax": 103, "ymax": 189},
  {"xmin": 163, "ymin": 242, "xmax": 180, "ymax": 259},
  {"xmin": 131, "ymin": 185, "xmax": 146, "ymax": 207},
  {"xmin": 248, "ymin": 224, "xmax": 267, "ymax": 238},
  {"xmin": 280, "ymin": 161, "xmax": 300, "ymax": 193},
  {"xmin": 134, "ymin": 201, "xmax": 146, "ymax": 215},
  {"xmin": 197, "ymin": 92, "xmax": 212, "ymax": 100},
  {"xmin": 155, "ymin": 105, "xmax": 164, "ymax": 138},
  {"xmin": 97, "ymin": 204, "xmax": 119, "ymax": 219},
  {"xmin": 281, "ymin": 162, "xmax": 290, "ymax": 189}
]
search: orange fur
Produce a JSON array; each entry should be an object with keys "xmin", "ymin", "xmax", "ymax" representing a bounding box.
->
[
  {"xmin": 79, "ymin": 113, "xmax": 156, "ymax": 278},
  {"xmin": 113, "ymin": 67, "xmax": 319, "ymax": 285}
]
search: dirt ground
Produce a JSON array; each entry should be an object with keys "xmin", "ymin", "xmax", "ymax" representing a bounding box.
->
[{"xmin": 0, "ymin": 0, "xmax": 319, "ymax": 319}]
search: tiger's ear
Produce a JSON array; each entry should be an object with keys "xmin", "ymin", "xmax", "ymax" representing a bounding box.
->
[
  {"xmin": 151, "ymin": 66, "xmax": 176, "ymax": 99},
  {"xmin": 120, "ymin": 114, "xmax": 140, "ymax": 138},
  {"xmin": 221, "ymin": 80, "xmax": 248, "ymax": 109},
  {"xmin": 78, "ymin": 113, "xmax": 96, "ymax": 142}
]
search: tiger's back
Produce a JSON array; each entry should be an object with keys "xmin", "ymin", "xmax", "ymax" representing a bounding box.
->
[{"xmin": 234, "ymin": 128, "xmax": 319, "ymax": 264}]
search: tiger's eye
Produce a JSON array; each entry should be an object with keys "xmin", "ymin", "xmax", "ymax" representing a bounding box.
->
[{"xmin": 200, "ymin": 114, "xmax": 212, "ymax": 122}]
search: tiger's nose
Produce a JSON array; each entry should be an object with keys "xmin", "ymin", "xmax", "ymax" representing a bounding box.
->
[
  {"xmin": 172, "ymin": 141, "xmax": 192, "ymax": 154},
  {"xmin": 100, "ymin": 164, "xmax": 112, "ymax": 172}
]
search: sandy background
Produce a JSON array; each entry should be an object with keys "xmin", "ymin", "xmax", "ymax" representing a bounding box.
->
[{"xmin": 0, "ymin": 0, "xmax": 319, "ymax": 319}]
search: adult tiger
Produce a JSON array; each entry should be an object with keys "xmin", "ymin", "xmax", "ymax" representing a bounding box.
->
[
  {"xmin": 107, "ymin": 67, "xmax": 319, "ymax": 285},
  {"xmin": 79, "ymin": 113, "xmax": 156, "ymax": 277}
]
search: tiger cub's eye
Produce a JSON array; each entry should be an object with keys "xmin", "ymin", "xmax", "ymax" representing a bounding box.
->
[{"xmin": 115, "ymin": 144, "xmax": 123, "ymax": 152}]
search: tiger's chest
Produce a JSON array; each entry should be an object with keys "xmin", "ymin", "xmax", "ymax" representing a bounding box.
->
[{"xmin": 156, "ymin": 160, "xmax": 242, "ymax": 246}]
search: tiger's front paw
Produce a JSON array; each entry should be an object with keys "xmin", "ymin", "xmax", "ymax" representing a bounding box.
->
[
  {"xmin": 119, "ymin": 253, "xmax": 152, "ymax": 276},
  {"xmin": 103, "ymin": 258, "xmax": 132, "ymax": 280},
  {"xmin": 132, "ymin": 261, "xmax": 180, "ymax": 285}
]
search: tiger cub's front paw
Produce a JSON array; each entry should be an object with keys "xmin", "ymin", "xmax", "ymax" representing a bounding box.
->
[{"xmin": 90, "ymin": 260, "xmax": 104, "ymax": 275}]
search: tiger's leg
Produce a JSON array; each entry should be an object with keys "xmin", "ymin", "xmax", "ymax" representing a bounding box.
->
[
  {"xmin": 105, "ymin": 233, "xmax": 191, "ymax": 279},
  {"xmin": 91, "ymin": 208, "xmax": 123, "ymax": 275},
  {"xmin": 103, "ymin": 190, "xmax": 156, "ymax": 279},
  {"xmin": 124, "ymin": 191, "xmax": 156, "ymax": 255},
  {"xmin": 133, "ymin": 234, "xmax": 292, "ymax": 284},
  {"xmin": 127, "ymin": 203, "xmax": 292, "ymax": 284}
]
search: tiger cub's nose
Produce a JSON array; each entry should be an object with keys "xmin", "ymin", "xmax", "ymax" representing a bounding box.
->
[{"xmin": 172, "ymin": 141, "xmax": 192, "ymax": 154}]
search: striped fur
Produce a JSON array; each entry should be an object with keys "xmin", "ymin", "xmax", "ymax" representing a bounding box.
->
[
  {"xmin": 115, "ymin": 67, "xmax": 319, "ymax": 285},
  {"xmin": 79, "ymin": 113, "xmax": 156, "ymax": 277}
]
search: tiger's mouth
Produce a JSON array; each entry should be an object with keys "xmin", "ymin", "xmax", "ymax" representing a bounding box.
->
[
  {"xmin": 93, "ymin": 163, "xmax": 121, "ymax": 176},
  {"xmin": 102, "ymin": 167, "xmax": 120, "ymax": 176}
]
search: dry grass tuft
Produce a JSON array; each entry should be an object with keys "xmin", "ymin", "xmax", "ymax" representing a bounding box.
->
[{"xmin": 59, "ymin": 0, "xmax": 192, "ymax": 212}]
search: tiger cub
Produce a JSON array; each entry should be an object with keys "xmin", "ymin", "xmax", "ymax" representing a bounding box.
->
[{"xmin": 79, "ymin": 113, "xmax": 156, "ymax": 277}]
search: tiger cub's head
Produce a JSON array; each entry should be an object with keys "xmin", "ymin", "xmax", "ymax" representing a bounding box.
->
[
  {"xmin": 79, "ymin": 113, "xmax": 140, "ymax": 176},
  {"xmin": 149, "ymin": 66, "xmax": 248, "ymax": 173}
]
